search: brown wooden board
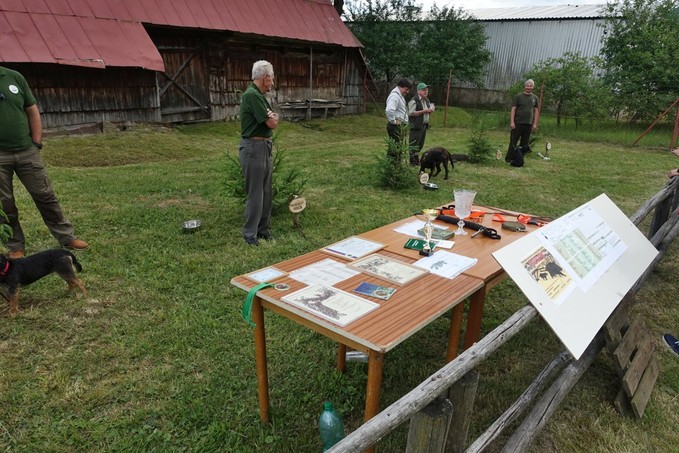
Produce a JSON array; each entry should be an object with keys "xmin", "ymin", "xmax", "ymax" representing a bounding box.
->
[
  {"xmin": 630, "ymin": 356, "xmax": 659, "ymax": 418},
  {"xmin": 603, "ymin": 295, "xmax": 634, "ymax": 350},
  {"xmin": 614, "ymin": 388, "xmax": 633, "ymax": 417},
  {"xmin": 622, "ymin": 337, "xmax": 654, "ymax": 398},
  {"xmin": 614, "ymin": 317, "xmax": 645, "ymax": 370}
]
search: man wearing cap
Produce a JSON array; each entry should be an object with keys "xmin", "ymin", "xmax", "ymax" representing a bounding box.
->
[{"xmin": 408, "ymin": 82, "xmax": 434, "ymax": 166}]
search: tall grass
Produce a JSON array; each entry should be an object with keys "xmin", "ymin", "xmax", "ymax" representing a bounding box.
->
[{"xmin": 0, "ymin": 112, "xmax": 677, "ymax": 452}]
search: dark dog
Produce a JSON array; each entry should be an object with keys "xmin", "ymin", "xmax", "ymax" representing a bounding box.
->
[
  {"xmin": 419, "ymin": 147, "xmax": 467, "ymax": 180},
  {"xmin": 0, "ymin": 249, "xmax": 86, "ymax": 316}
]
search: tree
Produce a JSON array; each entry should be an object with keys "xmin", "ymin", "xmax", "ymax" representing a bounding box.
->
[
  {"xmin": 600, "ymin": 0, "xmax": 679, "ymax": 122},
  {"xmin": 414, "ymin": 6, "xmax": 490, "ymax": 86},
  {"xmin": 515, "ymin": 52, "xmax": 611, "ymax": 127},
  {"xmin": 344, "ymin": 0, "xmax": 423, "ymax": 83},
  {"xmin": 345, "ymin": 0, "xmax": 490, "ymax": 86}
]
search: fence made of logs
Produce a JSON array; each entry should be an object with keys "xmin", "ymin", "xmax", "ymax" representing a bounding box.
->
[{"xmin": 329, "ymin": 176, "xmax": 679, "ymax": 452}]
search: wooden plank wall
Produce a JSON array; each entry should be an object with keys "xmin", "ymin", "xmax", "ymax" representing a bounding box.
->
[
  {"xmin": 5, "ymin": 29, "xmax": 367, "ymax": 128},
  {"xmin": 6, "ymin": 63, "xmax": 160, "ymax": 129}
]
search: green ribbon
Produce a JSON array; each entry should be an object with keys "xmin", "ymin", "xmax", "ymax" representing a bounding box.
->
[{"xmin": 242, "ymin": 282, "xmax": 274, "ymax": 327}]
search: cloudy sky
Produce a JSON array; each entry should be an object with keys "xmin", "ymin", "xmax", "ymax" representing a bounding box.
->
[{"xmin": 422, "ymin": 0, "xmax": 604, "ymax": 9}]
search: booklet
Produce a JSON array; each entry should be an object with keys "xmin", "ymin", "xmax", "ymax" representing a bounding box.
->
[
  {"xmin": 404, "ymin": 238, "xmax": 435, "ymax": 252},
  {"xmin": 353, "ymin": 282, "xmax": 397, "ymax": 300}
]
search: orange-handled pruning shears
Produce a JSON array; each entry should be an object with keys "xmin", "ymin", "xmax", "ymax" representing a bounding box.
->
[{"xmin": 517, "ymin": 214, "xmax": 547, "ymax": 227}]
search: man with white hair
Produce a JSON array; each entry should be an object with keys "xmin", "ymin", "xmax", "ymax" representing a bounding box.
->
[
  {"xmin": 505, "ymin": 79, "xmax": 539, "ymax": 164},
  {"xmin": 239, "ymin": 60, "xmax": 279, "ymax": 246}
]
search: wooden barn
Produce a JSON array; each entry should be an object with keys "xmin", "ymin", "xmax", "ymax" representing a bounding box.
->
[{"xmin": 0, "ymin": 0, "xmax": 368, "ymax": 128}]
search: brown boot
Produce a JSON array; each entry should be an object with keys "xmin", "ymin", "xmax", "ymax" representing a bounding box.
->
[{"xmin": 65, "ymin": 239, "xmax": 89, "ymax": 250}]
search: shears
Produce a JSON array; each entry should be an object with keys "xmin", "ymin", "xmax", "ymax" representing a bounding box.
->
[{"xmin": 492, "ymin": 213, "xmax": 551, "ymax": 227}]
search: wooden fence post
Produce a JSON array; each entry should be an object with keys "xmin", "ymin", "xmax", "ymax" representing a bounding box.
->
[
  {"xmin": 445, "ymin": 369, "xmax": 480, "ymax": 452},
  {"xmin": 648, "ymin": 196, "xmax": 671, "ymax": 238},
  {"xmin": 405, "ymin": 397, "xmax": 453, "ymax": 453}
]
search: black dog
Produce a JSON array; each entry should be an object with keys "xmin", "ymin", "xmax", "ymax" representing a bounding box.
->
[
  {"xmin": 0, "ymin": 249, "xmax": 87, "ymax": 316},
  {"xmin": 419, "ymin": 147, "xmax": 467, "ymax": 180}
]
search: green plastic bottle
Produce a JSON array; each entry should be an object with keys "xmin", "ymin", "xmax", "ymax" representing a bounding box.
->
[{"xmin": 319, "ymin": 401, "xmax": 345, "ymax": 451}]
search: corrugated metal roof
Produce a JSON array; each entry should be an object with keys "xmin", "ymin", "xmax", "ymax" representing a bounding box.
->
[
  {"xmin": 468, "ymin": 4, "xmax": 605, "ymax": 21},
  {"xmin": 0, "ymin": 11, "xmax": 164, "ymax": 69},
  {"xmin": 0, "ymin": 0, "xmax": 362, "ymax": 69}
]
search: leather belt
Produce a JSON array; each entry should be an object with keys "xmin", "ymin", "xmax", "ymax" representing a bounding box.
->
[{"xmin": 248, "ymin": 136, "xmax": 272, "ymax": 141}]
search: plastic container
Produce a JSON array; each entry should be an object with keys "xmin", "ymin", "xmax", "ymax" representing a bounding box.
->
[{"xmin": 319, "ymin": 401, "xmax": 345, "ymax": 451}]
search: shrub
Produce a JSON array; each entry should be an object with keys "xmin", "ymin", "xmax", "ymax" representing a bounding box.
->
[
  {"xmin": 467, "ymin": 116, "xmax": 494, "ymax": 163},
  {"xmin": 375, "ymin": 125, "xmax": 416, "ymax": 190}
]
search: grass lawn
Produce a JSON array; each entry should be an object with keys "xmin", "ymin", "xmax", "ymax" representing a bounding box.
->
[{"xmin": 0, "ymin": 110, "xmax": 677, "ymax": 452}]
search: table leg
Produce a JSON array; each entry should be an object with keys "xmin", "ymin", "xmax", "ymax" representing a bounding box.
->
[
  {"xmin": 337, "ymin": 344, "xmax": 347, "ymax": 372},
  {"xmin": 464, "ymin": 286, "xmax": 487, "ymax": 349},
  {"xmin": 252, "ymin": 296, "xmax": 270, "ymax": 423},
  {"xmin": 446, "ymin": 303, "xmax": 465, "ymax": 361},
  {"xmin": 364, "ymin": 351, "xmax": 384, "ymax": 422}
]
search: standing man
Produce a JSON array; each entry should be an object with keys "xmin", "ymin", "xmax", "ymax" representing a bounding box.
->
[
  {"xmin": 385, "ymin": 78, "xmax": 412, "ymax": 151},
  {"xmin": 408, "ymin": 82, "xmax": 434, "ymax": 166},
  {"xmin": 505, "ymin": 79, "xmax": 540, "ymax": 163},
  {"xmin": 0, "ymin": 66, "xmax": 88, "ymax": 258},
  {"xmin": 239, "ymin": 60, "xmax": 279, "ymax": 246}
]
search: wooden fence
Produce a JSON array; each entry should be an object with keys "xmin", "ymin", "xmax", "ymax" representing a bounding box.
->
[{"xmin": 329, "ymin": 176, "xmax": 679, "ymax": 452}]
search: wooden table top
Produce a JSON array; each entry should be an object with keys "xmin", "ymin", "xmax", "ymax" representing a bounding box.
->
[
  {"xmin": 231, "ymin": 249, "xmax": 483, "ymax": 354},
  {"xmin": 231, "ymin": 205, "xmax": 543, "ymax": 354},
  {"xmin": 358, "ymin": 205, "xmax": 540, "ymax": 283}
]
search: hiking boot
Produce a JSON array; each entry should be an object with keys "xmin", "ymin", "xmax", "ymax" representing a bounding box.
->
[
  {"xmin": 257, "ymin": 232, "xmax": 274, "ymax": 241},
  {"xmin": 663, "ymin": 333, "xmax": 679, "ymax": 356},
  {"xmin": 65, "ymin": 239, "xmax": 89, "ymax": 250},
  {"xmin": 8, "ymin": 250, "xmax": 24, "ymax": 259}
]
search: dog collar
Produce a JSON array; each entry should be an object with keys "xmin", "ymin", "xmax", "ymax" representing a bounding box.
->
[{"xmin": 0, "ymin": 261, "xmax": 9, "ymax": 277}]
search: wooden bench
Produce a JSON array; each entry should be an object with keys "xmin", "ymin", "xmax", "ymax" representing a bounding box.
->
[{"xmin": 279, "ymin": 99, "xmax": 343, "ymax": 120}]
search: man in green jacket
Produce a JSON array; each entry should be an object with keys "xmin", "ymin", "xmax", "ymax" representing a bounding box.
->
[
  {"xmin": 0, "ymin": 66, "xmax": 88, "ymax": 258},
  {"xmin": 239, "ymin": 61, "xmax": 279, "ymax": 246}
]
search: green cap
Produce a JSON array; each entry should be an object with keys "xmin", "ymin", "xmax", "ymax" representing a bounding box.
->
[{"xmin": 417, "ymin": 82, "xmax": 429, "ymax": 90}]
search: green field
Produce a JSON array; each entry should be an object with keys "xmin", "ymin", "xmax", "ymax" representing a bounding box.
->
[{"xmin": 0, "ymin": 111, "xmax": 677, "ymax": 452}]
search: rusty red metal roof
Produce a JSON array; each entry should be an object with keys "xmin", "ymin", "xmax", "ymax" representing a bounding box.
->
[{"xmin": 0, "ymin": 0, "xmax": 361, "ymax": 69}]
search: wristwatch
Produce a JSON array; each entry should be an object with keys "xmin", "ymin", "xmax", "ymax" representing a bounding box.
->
[{"xmin": 32, "ymin": 141, "xmax": 43, "ymax": 149}]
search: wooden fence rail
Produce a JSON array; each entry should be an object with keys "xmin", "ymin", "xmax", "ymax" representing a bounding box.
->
[{"xmin": 328, "ymin": 177, "xmax": 679, "ymax": 453}]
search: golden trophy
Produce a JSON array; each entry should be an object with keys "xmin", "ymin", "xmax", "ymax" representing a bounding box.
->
[{"xmin": 420, "ymin": 208, "xmax": 439, "ymax": 256}]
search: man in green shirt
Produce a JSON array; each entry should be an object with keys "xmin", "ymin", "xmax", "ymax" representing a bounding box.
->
[
  {"xmin": 0, "ymin": 66, "xmax": 88, "ymax": 258},
  {"xmin": 505, "ymin": 79, "xmax": 540, "ymax": 164},
  {"xmin": 239, "ymin": 61, "xmax": 279, "ymax": 246}
]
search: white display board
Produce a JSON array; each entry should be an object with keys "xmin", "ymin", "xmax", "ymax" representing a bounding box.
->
[{"xmin": 493, "ymin": 194, "xmax": 658, "ymax": 359}]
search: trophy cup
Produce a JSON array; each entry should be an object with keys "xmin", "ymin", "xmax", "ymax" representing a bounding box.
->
[
  {"xmin": 420, "ymin": 208, "xmax": 439, "ymax": 256},
  {"xmin": 453, "ymin": 189, "xmax": 477, "ymax": 235}
]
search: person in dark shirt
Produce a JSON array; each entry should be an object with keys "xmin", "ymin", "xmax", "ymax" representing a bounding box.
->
[{"xmin": 505, "ymin": 79, "xmax": 539, "ymax": 163}]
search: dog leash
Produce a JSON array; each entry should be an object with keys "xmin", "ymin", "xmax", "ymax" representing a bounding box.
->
[
  {"xmin": 242, "ymin": 282, "xmax": 274, "ymax": 327},
  {"xmin": 0, "ymin": 261, "xmax": 9, "ymax": 277}
]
